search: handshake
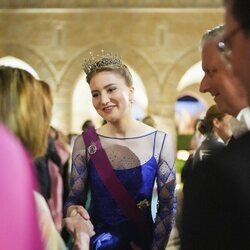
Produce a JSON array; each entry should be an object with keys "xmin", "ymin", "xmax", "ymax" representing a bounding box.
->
[{"xmin": 64, "ymin": 206, "xmax": 95, "ymax": 250}]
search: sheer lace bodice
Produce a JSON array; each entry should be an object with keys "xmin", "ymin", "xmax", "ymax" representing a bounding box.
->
[{"xmin": 65, "ymin": 130, "xmax": 176, "ymax": 249}]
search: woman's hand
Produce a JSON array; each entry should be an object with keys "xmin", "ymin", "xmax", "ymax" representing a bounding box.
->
[
  {"xmin": 65, "ymin": 205, "xmax": 94, "ymax": 236},
  {"xmin": 73, "ymin": 231, "xmax": 90, "ymax": 250},
  {"xmin": 67, "ymin": 205, "xmax": 90, "ymax": 219}
]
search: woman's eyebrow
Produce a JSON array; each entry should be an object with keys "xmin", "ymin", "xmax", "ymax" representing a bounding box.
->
[{"xmin": 91, "ymin": 83, "xmax": 117, "ymax": 93}]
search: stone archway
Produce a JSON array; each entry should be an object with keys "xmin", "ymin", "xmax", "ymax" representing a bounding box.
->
[
  {"xmin": 56, "ymin": 42, "xmax": 159, "ymax": 133},
  {"xmin": 0, "ymin": 43, "xmax": 56, "ymax": 89},
  {"xmin": 162, "ymin": 46, "xmax": 201, "ymax": 103},
  {"xmin": 160, "ymin": 46, "xmax": 215, "ymax": 146},
  {"xmin": 151, "ymin": 46, "xmax": 202, "ymax": 143}
]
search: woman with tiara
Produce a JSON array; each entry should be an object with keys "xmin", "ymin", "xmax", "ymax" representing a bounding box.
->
[{"xmin": 64, "ymin": 51, "xmax": 176, "ymax": 250}]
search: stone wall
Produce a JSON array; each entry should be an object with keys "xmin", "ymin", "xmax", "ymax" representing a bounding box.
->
[
  {"xmin": 0, "ymin": 0, "xmax": 222, "ymax": 8},
  {"xmin": 0, "ymin": 7, "xmax": 221, "ymax": 138}
]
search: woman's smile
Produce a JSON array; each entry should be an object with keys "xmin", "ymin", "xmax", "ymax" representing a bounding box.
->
[{"xmin": 102, "ymin": 105, "xmax": 116, "ymax": 113}]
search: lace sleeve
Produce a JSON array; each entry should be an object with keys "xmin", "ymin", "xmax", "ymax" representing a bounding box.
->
[
  {"xmin": 152, "ymin": 133, "xmax": 177, "ymax": 250},
  {"xmin": 64, "ymin": 135, "xmax": 88, "ymax": 213}
]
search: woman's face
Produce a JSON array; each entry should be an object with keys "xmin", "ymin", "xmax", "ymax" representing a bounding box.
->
[{"xmin": 89, "ymin": 70, "xmax": 134, "ymax": 123}]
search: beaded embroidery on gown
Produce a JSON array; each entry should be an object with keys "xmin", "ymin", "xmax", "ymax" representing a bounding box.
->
[{"xmin": 65, "ymin": 130, "xmax": 176, "ymax": 250}]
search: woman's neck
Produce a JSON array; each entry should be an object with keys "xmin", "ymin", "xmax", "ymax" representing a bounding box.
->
[{"xmin": 100, "ymin": 118, "xmax": 139, "ymax": 138}]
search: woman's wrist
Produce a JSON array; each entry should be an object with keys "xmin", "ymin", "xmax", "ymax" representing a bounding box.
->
[{"xmin": 74, "ymin": 231, "xmax": 90, "ymax": 250}]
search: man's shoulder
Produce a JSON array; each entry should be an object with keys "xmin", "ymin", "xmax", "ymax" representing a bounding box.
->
[
  {"xmin": 191, "ymin": 131, "xmax": 250, "ymax": 179},
  {"xmin": 226, "ymin": 131, "xmax": 250, "ymax": 152}
]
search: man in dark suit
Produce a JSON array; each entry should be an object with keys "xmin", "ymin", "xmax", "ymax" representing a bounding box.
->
[{"xmin": 181, "ymin": 1, "xmax": 250, "ymax": 249}]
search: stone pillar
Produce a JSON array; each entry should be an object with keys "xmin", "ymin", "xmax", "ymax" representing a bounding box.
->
[{"xmin": 148, "ymin": 102, "xmax": 177, "ymax": 150}]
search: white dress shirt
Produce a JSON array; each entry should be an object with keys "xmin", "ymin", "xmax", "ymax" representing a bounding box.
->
[
  {"xmin": 230, "ymin": 106, "xmax": 250, "ymax": 139},
  {"xmin": 237, "ymin": 106, "xmax": 250, "ymax": 130}
]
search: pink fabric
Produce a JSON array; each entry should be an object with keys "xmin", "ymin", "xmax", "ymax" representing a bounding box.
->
[
  {"xmin": 0, "ymin": 124, "xmax": 43, "ymax": 250},
  {"xmin": 47, "ymin": 159, "xmax": 63, "ymax": 231},
  {"xmin": 54, "ymin": 140, "xmax": 70, "ymax": 165}
]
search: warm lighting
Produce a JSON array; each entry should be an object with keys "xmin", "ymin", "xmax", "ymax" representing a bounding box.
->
[
  {"xmin": 177, "ymin": 61, "xmax": 204, "ymax": 91},
  {"xmin": 0, "ymin": 56, "xmax": 39, "ymax": 79},
  {"xmin": 177, "ymin": 150, "xmax": 190, "ymax": 161}
]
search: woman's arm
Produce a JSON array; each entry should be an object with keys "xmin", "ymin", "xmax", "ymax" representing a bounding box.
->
[
  {"xmin": 64, "ymin": 135, "xmax": 89, "ymax": 212},
  {"xmin": 64, "ymin": 135, "xmax": 91, "ymax": 236},
  {"xmin": 34, "ymin": 191, "xmax": 67, "ymax": 250},
  {"xmin": 152, "ymin": 133, "xmax": 177, "ymax": 250}
]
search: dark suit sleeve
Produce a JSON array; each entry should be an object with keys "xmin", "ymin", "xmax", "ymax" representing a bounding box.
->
[{"xmin": 181, "ymin": 132, "xmax": 250, "ymax": 250}]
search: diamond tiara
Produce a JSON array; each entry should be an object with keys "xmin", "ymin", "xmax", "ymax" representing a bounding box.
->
[{"xmin": 83, "ymin": 50, "xmax": 123, "ymax": 75}]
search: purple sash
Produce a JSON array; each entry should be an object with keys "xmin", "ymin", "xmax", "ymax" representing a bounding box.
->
[{"xmin": 82, "ymin": 127, "xmax": 151, "ymax": 238}]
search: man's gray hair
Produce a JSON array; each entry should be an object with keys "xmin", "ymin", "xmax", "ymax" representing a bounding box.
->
[{"xmin": 201, "ymin": 24, "xmax": 224, "ymax": 48}]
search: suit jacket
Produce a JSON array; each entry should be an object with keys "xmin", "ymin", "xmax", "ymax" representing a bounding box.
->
[
  {"xmin": 192, "ymin": 133, "xmax": 225, "ymax": 167},
  {"xmin": 181, "ymin": 131, "xmax": 250, "ymax": 250}
]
